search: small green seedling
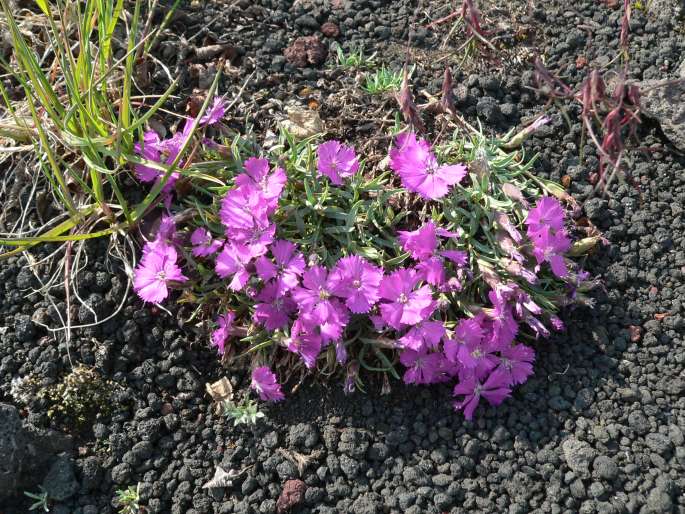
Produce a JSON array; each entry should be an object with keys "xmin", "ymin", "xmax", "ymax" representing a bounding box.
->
[
  {"xmin": 115, "ymin": 484, "xmax": 144, "ymax": 514},
  {"xmin": 24, "ymin": 487, "xmax": 49, "ymax": 512},
  {"xmin": 333, "ymin": 45, "xmax": 376, "ymax": 69},
  {"xmin": 362, "ymin": 66, "xmax": 404, "ymax": 94},
  {"xmin": 222, "ymin": 398, "xmax": 265, "ymax": 426}
]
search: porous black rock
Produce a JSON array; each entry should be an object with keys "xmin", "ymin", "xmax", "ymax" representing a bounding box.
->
[
  {"xmin": 0, "ymin": 403, "xmax": 25, "ymax": 500},
  {"xmin": 41, "ymin": 454, "xmax": 79, "ymax": 501}
]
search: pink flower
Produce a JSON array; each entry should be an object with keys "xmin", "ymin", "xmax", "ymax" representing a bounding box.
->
[
  {"xmin": 444, "ymin": 314, "xmax": 487, "ymax": 363},
  {"xmin": 398, "ymin": 320, "xmax": 445, "ymax": 351},
  {"xmin": 255, "ymin": 240, "xmax": 305, "ymax": 293},
  {"xmin": 453, "ymin": 368, "xmax": 512, "ymax": 420},
  {"xmin": 199, "ymin": 96, "xmax": 227, "ymax": 126},
  {"xmin": 215, "ymin": 243, "xmax": 252, "ymax": 291},
  {"xmin": 530, "ymin": 227, "xmax": 570, "ymax": 278},
  {"xmin": 487, "ymin": 291, "xmax": 519, "ymax": 348},
  {"xmin": 133, "ymin": 121, "xmax": 194, "ymax": 194},
  {"xmin": 378, "ymin": 268, "xmax": 436, "ymax": 330},
  {"xmin": 288, "ymin": 316, "xmax": 323, "ymax": 368},
  {"xmin": 400, "ymin": 348, "xmax": 443, "ymax": 384},
  {"xmin": 317, "ymin": 300, "xmax": 350, "ymax": 343},
  {"xmin": 190, "ymin": 228, "xmax": 222, "ymax": 257},
  {"xmin": 316, "ymin": 140, "xmax": 360, "ymax": 185},
  {"xmin": 133, "ymin": 130, "xmax": 162, "ymax": 182},
  {"xmin": 211, "ymin": 311, "xmax": 235, "ymax": 355},
  {"xmin": 235, "ymin": 157, "xmax": 287, "ymax": 210},
  {"xmin": 389, "ymin": 132, "xmax": 467, "ymax": 200},
  {"xmin": 133, "ymin": 243, "xmax": 188, "ymax": 304},
  {"xmin": 441, "ymin": 250, "xmax": 468, "ymax": 266},
  {"xmin": 397, "ymin": 222, "xmax": 438, "ymax": 260},
  {"xmin": 550, "ymin": 315, "xmax": 565, "ymax": 331},
  {"xmin": 291, "ymin": 266, "xmax": 337, "ymax": 319},
  {"xmin": 254, "ymin": 281, "xmax": 296, "ymax": 331},
  {"xmin": 496, "ymin": 344, "xmax": 535, "ymax": 385},
  {"xmin": 220, "ymin": 185, "xmax": 271, "ymax": 233},
  {"xmin": 291, "ymin": 266, "xmax": 351, "ymax": 341},
  {"xmin": 415, "ymin": 256, "xmax": 446, "ymax": 286},
  {"xmin": 233, "ymin": 223, "xmax": 276, "ymax": 259},
  {"xmin": 329, "ymin": 256, "xmax": 383, "ymax": 314},
  {"xmin": 454, "ymin": 337, "xmax": 499, "ymax": 380},
  {"xmin": 251, "ymin": 366, "xmax": 285, "ymax": 402},
  {"xmin": 525, "ymin": 196, "xmax": 565, "ymax": 236},
  {"xmin": 397, "ymin": 222, "xmax": 468, "ymax": 286}
]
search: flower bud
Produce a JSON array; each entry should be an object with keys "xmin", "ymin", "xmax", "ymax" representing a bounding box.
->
[{"xmin": 568, "ymin": 236, "xmax": 601, "ymax": 256}]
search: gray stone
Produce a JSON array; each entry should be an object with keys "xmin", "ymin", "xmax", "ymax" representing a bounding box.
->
[
  {"xmin": 339, "ymin": 454, "xmax": 359, "ymax": 478},
  {"xmin": 570, "ymin": 478, "xmax": 586, "ymax": 499},
  {"xmin": 294, "ymin": 14, "xmax": 319, "ymax": 30},
  {"xmin": 627, "ymin": 411, "xmax": 650, "ymax": 435},
  {"xmin": 288, "ymin": 423, "xmax": 319, "ymax": 449},
  {"xmin": 648, "ymin": 0, "xmax": 684, "ymax": 18},
  {"xmin": 464, "ymin": 439, "xmax": 480, "ymax": 457},
  {"xmin": 338, "ymin": 429, "xmax": 368, "ymax": 458},
  {"xmin": 0, "ymin": 403, "xmax": 25, "ymax": 499},
  {"xmin": 432, "ymin": 474, "xmax": 452, "ymax": 487},
  {"xmin": 646, "ymin": 488, "xmax": 672, "ymax": 513},
  {"xmin": 668, "ymin": 425, "xmax": 684, "ymax": 446},
  {"xmin": 645, "ymin": 433, "xmax": 673, "ymax": 455},
  {"xmin": 351, "ymin": 493, "xmax": 382, "ymax": 514},
  {"xmin": 593, "ymin": 455, "xmax": 618, "ymax": 480},
  {"xmin": 640, "ymin": 78, "xmax": 685, "ymax": 150},
  {"xmin": 562, "ymin": 437, "xmax": 596, "ymax": 478},
  {"xmin": 589, "ymin": 481, "xmax": 606, "ymax": 498},
  {"xmin": 41, "ymin": 454, "xmax": 79, "ymax": 501},
  {"xmin": 276, "ymin": 459, "xmax": 298, "ymax": 480},
  {"xmin": 111, "ymin": 463, "xmax": 132, "ymax": 485}
]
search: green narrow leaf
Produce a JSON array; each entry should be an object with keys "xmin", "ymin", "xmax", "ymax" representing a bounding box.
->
[{"xmin": 34, "ymin": 0, "xmax": 50, "ymax": 16}]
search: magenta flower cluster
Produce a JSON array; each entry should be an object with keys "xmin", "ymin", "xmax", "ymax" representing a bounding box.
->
[
  {"xmin": 133, "ymin": 97, "xmax": 227, "ymax": 204},
  {"xmin": 132, "ymin": 126, "xmax": 577, "ymax": 418}
]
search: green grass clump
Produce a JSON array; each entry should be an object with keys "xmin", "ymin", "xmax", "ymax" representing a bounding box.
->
[
  {"xmin": 362, "ymin": 66, "xmax": 404, "ymax": 94},
  {"xmin": 333, "ymin": 45, "xmax": 376, "ymax": 69},
  {"xmin": 0, "ymin": 0, "xmax": 188, "ymax": 257}
]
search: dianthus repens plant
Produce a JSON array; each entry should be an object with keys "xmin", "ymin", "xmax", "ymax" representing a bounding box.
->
[{"xmin": 131, "ymin": 103, "xmax": 600, "ymax": 419}]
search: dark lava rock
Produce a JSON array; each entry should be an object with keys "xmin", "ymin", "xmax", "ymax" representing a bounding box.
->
[
  {"xmin": 288, "ymin": 423, "xmax": 319, "ymax": 449},
  {"xmin": 14, "ymin": 314, "xmax": 35, "ymax": 342},
  {"xmin": 110, "ymin": 463, "xmax": 132, "ymax": 485},
  {"xmin": 0, "ymin": 403, "xmax": 25, "ymax": 500},
  {"xmin": 476, "ymin": 96, "xmax": 503, "ymax": 124},
  {"xmin": 41, "ymin": 454, "xmax": 79, "ymax": 501},
  {"xmin": 283, "ymin": 36, "xmax": 327, "ymax": 67},
  {"xmin": 294, "ymin": 14, "xmax": 319, "ymax": 31}
]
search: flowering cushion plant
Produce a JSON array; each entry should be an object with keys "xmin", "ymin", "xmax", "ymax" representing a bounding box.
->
[{"xmin": 131, "ymin": 99, "xmax": 600, "ymax": 419}]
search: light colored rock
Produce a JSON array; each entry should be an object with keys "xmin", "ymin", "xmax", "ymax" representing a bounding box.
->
[
  {"xmin": 640, "ymin": 78, "xmax": 685, "ymax": 150},
  {"xmin": 648, "ymin": 0, "xmax": 684, "ymax": 18},
  {"xmin": 562, "ymin": 437, "xmax": 597, "ymax": 478}
]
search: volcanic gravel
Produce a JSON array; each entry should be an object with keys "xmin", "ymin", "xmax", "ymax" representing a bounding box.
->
[{"xmin": 1, "ymin": 0, "xmax": 685, "ymax": 513}]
